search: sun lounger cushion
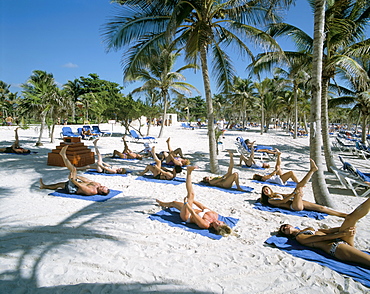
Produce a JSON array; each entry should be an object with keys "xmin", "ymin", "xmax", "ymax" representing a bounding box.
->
[
  {"xmin": 149, "ymin": 207, "xmax": 239, "ymax": 240},
  {"xmin": 265, "ymin": 233, "xmax": 370, "ymax": 287},
  {"xmin": 196, "ymin": 182, "xmax": 254, "ymax": 194},
  {"xmin": 253, "ymin": 200, "xmax": 327, "ymax": 220},
  {"xmin": 48, "ymin": 189, "xmax": 122, "ymax": 202},
  {"xmin": 251, "ymin": 179, "xmax": 297, "ymax": 188},
  {"xmin": 135, "ymin": 175, "xmax": 186, "ymax": 185},
  {"xmin": 84, "ymin": 169, "xmax": 130, "ymax": 176}
]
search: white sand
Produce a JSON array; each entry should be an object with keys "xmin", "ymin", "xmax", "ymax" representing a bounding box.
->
[{"xmin": 0, "ymin": 123, "xmax": 369, "ymax": 293}]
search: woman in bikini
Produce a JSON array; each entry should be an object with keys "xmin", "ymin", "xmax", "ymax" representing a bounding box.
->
[
  {"xmin": 156, "ymin": 166, "xmax": 232, "ymax": 236},
  {"xmin": 261, "ymin": 159, "xmax": 347, "ymax": 218},
  {"xmin": 112, "ymin": 136, "xmax": 143, "ymax": 159},
  {"xmin": 279, "ymin": 197, "xmax": 370, "ymax": 268},
  {"xmin": 252, "ymin": 149, "xmax": 298, "ymax": 185},
  {"xmin": 239, "ymin": 141, "xmax": 270, "ymax": 168},
  {"xmin": 77, "ymin": 139, "xmax": 126, "ymax": 174},
  {"xmin": 0, "ymin": 127, "xmax": 30, "ymax": 154},
  {"xmin": 202, "ymin": 150, "xmax": 246, "ymax": 191}
]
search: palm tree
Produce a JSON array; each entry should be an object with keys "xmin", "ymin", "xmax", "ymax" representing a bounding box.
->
[
  {"xmin": 21, "ymin": 70, "xmax": 62, "ymax": 145},
  {"xmin": 103, "ymin": 0, "xmax": 292, "ymax": 173},
  {"xmin": 63, "ymin": 79, "xmax": 83, "ymax": 124},
  {"xmin": 128, "ymin": 45, "xmax": 198, "ymax": 137}
]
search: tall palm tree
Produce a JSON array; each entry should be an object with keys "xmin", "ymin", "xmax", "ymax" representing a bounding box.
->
[
  {"xmin": 21, "ymin": 70, "xmax": 62, "ymax": 145},
  {"xmin": 63, "ymin": 79, "xmax": 83, "ymax": 124},
  {"xmin": 128, "ymin": 45, "xmax": 198, "ymax": 137},
  {"xmin": 103, "ymin": 0, "xmax": 292, "ymax": 173}
]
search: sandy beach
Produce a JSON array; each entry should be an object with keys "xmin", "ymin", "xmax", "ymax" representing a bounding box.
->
[{"xmin": 0, "ymin": 123, "xmax": 369, "ymax": 293}]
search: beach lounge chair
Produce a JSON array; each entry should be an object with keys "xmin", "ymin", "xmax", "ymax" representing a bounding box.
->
[
  {"xmin": 353, "ymin": 141, "xmax": 370, "ymax": 160},
  {"xmin": 235, "ymin": 137, "xmax": 275, "ymax": 161},
  {"xmin": 60, "ymin": 127, "xmax": 79, "ymax": 138},
  {"xmin": 129, "ymin": 130, "xmax": 156, "ymax": 143},
  {"xmin": 331, "ymin": 156, "xmax": 370, "ymax": 197},
  {"xmin": 77, "ymin": 128, "xmax": 97, "ymax": 140},
  {"xmin": 92, "ymin": 125, "xmax": 112, "ymax": 137},
  {"xmin": 83, "ymin": 125, "xmax": 99, "ymax": 136},
  {"xmin": 181, "ymin": 122, "xmax": 195, "ymax": 130}
]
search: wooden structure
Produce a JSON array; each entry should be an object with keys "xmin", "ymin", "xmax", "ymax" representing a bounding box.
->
[{"xmin": 47, "ymin": 137, "xmax": 95, "ymax": 167}]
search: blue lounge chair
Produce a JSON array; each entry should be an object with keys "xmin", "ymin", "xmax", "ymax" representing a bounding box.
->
[
  {"xmin": 181, "ymin": 122, "xmax": 194, "ymax": 130},
  {"xmin": 92, "ymin": 125, "xmax": 112, "ymax": 137},
  {"xmin": 129, "ymin": 130, "xmax": 156, "ymax": 143},
  {"xmin": 77, "ymin": 128, "xmax": 97, "ymax": 140},
  {"xmin": 83, "ymin": 125, "xmax": 99, "ymax": 136},
  {"xmin": 61, "ymin": 127, "xmax": 79, "ymax": 138}
]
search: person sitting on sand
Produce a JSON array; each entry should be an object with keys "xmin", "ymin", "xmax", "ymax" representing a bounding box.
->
[
  {"xmin": 39, "ymin": 145, "xmax": 110, "ymax": 196},
  {"xmin": 0, "ymin": 127, "xmax": 30, "ymax": 154},
  {"xmin": 157, "ymin": 137, "xmax": 190, "ymax": 167},
  {"xmin": 252, "ymin": 150, "xmax": 298, "ymax": 185},
  {"xmin": 77, "ymin": 139, "xmax": 126, "ymax": 174},
  {"xmin": 112, "ymin": 136, "xmax": 143, "ymax": 160},
  {"xmin": 239, "ymin": 141, "xmax": 270, "ymax": 169},
  {"xmin": 278, "ymin": 196, "xmax": 370, "ymax": 268},
  {"xmin": 202, "ymin": 151, "xmax": 246, "ymax": 191},
  {"xmin": 138, "ymin": 146, "xmax": 182, "ymax": 180},
  {"xmin": 156, "ymin": 166, "xmax": 232, "ymax": 236},
  {"xmin": 260, "ymin": 159, "xmax": 347, "ymax": 218}
]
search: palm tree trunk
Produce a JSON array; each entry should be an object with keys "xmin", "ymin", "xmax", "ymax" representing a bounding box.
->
[
  {"xmin": 260, "ymin": 98, "xmax": 264, "ymax": 135},
  {"xmin": 310, "ymin": 0, "xmax": 333, "ymax": 207},
  {"xmin": 293, "ymin": 83, "xmax": 298, "ymax": 139},
  {"xmin": 200, "ymin": 46, "xmax": 219, "ymax": 173},
  {"xmin": 321, "ymin": 78, "xmax": 336, "ymax": 171},
  {"xmin": 36, "ymin": 111, "xmax": 47, "ymax": 146},
  {"xmin": 158, "ymin": 93, "xmax": 168, "ymax": 138},
  {"xmin": 361, "ymin": 114, "xmax": 367, "ymax": 143}
]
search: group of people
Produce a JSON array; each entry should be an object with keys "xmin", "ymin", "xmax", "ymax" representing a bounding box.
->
[{"xmin": 34, "ymin": 132, "xmax": 370, "ymax": 268}]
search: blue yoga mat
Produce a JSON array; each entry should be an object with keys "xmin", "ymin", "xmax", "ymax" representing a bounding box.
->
[
  {"xmin": 196, "ymin": 182, "xmax": 254, "ymax": 194},
  {"xmin": 265, "ymin": 234, "xmax": 370, "ymax": 287},
  {"xmin": 48, "ymin": 189, "xmax": 122, "ymax": 202},
  {"xmin": 113, "ymin": 157, "xmax": 139, "ymax": 161},
  {"xmin": 252, "ymin": 179, "xmax": 297, "ymax": 188},
  {"xmin": 241, "ymin": 165, "xmax": 265, "ymax": 170},
  {"xmin": 84, "ymin": 169, "xmax": 131, "ymax": 176},
  {"xmin": 135, "ymin": 175, "xmax": 186, "ymax": 185},
  {"xmin": 253, "ymin": 200, "xmax": 327, "ymax": 220},
  {"xmin": 149, "ymin": 207, "xmax": 239, "ymax": 240}
]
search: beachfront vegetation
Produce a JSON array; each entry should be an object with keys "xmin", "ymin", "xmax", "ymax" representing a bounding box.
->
[{"xmin": 103, "ymin": 0, "xmax": 294, "ymax": 173}]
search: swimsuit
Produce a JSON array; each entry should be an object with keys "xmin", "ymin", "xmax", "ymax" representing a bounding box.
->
[
  {"xmin": 186, "ymin": 209, "xmax": 211, "ymax": 223},
  {"xmin": 266, "ymin": 175, "xmax": 285, "ymax": 186},
  {"xmin": 247, "ymin": 161, "xmax": 263, "ymax": 168},
  {"xmin": 154, "ymin": 174, "xmax": 161, "ymax": 179},
  {"xmin": 329, "ymin": 239, "xmax": 348, "ymax": 257},
  {"xmin": 65, "ymin": 179, "xmax": 78, "ymax": 194}
]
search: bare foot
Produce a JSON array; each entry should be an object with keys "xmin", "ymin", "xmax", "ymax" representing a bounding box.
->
[
  {"xmin": 93, "ymin": 138, "xmax": 99, "ymax": 145},
  {"xmin": 187, "ymin": 166, "xmax": 198, "ymax": 173},
  {"xmin": 39, "ymin": 178, "xmax": 45, "ymax": 189},
  {"xmin": 236, "ymin": 186, "xmax": 246, "ymax": 192},
  {"xmin": 166, "ymin": 137, "xmax": 170, "ymax": 143},
  {"xmin": 310, "ymin": 158, "xmax": 318, "ymax": 172},
  {"xmin": 156, "ymin": 199, "xmax": 168, "ymax": 208},
  {"xmin": 275, "ymin": 149, "xmax": 281, "ymax": 155}
]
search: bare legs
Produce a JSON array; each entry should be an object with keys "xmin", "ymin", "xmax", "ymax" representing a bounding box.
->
[
  {"xmin": 222, "ymin": 151, "xmax": 245, "ymax": 191},
  {"xmin": 93, "ymin": 139, "xmax": 103, "ymax": 172},
  {"xmin": 274, "ymin": 150, "xmax": 299, "ymax": 184}
]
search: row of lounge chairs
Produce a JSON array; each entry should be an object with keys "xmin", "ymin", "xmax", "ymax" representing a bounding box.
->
[
  {"xmin": 235, "ymin": 137, "xmax": 276, "ymax": 161},
  {"xmin": 61, "ymin": 126, "xmax": 111, "ymax": 140}
]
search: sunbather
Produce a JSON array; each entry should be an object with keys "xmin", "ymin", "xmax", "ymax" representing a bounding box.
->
[
  {"xmin": 252, "ymin": 150, "xmax": 298, "ymax": 185},
  {"xmin": 202, "ymin": 151, "xmax": 246, "ymax": 191},
  {"xmin": 156, "ymin": 166, "xmax": 232, "ymax": 236},
  {"xmin": 77, "ymin": 139, "xmax": 126, "ymax": 174},
  {"xmin": 244, "ymin": 138, "xmax": 278, "ymax": 154},
  {"xmin": 279, "ymin": 196, "xmax": 370, "ymax": 268},
  {"xmin": 239, "ymin": 141, "xmax": 270, "ymax": 168},
  {"xmin": 39, "ymin": 145, "xmax": 110, "ymax": 196},
  {"xmin": 0, "ymin": 127, "xmax": 30, "ymax": 154},
  {"xmin": 112, "ymin": 136, "xmax": 143, "ymax": 159},
  {"xmin": 260, "ymin": 159, "xmax": 347, "ymax": 218},
  {"xmin": 138, "ymin": 146, "xmax": 182, "ymax": 180},
  {"xmin": 157, "ymin": 137, "xmax": 190, "ymax": 167}
]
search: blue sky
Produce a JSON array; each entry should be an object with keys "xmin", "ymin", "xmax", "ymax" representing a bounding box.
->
[{"xmin": 0, "ymin": 1, "xmax": 364, "ymax": 99}]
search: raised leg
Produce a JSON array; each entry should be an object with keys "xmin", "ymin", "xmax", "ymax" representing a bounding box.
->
[
  {"xmin": 59, "ymin": 145, "xmax": 77, "ymax": 180},
  {"xmin": 93, "ymin": 139, "xmax": 103, "ymax": 172},
  {"xmin": 180, "ymin": 166, "xmax": 197, "ymax": 221},
  {"xmin": 39, "ymin": 178, "xmax": 65, "ymax": 190},
  {"xmin": 295, "ymin": 159, "xmax": 318, "ymax": 189}
]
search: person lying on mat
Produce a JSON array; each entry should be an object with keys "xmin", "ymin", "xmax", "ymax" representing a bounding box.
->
[
  {"xmin": 156, "ymin": 166, "xmax": 232, "ymax": 237},
  {"xmin": 112, "ymin": 136, "xmax": 143, "ymax": 160},
  {"xmin": 156, "ymin": 137, "xmax": 190, "ymax": 167},
  {"xmin": 278, "ymin": 196, "xmax": 370, "ymax": 268},
  {"xmin": 202, "ymin": 150, "xmax": 246, "ymax": 191},
  {"xmin": 77, "ymin": 139, "xmax": 126, "ymax": 174},
  {"xmin": 239, "ymin": 141, "xmax": 270, "ymax": 168},
  {"xmin": 260, "ymin": 159, "xmax": 347, "ymax": 218},
  {"xmin": 252, "ymin": 150, "xmax": 298, "ymax": 185},
  {"xmin": 138, "ymin": 146, "xmax": 182, "ymax": 180},
  {"xmin": 0, "ymin": 127, "xmax": 30, "ymax": 154},
  {"xmin": 40, "ymin": 145, "xmax": 110, "ymax": 196}
]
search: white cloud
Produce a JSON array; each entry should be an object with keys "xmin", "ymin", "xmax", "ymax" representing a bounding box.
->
[{"xmin": 62, "ymin": 62, "xmax": 78, "ymax": 68}]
